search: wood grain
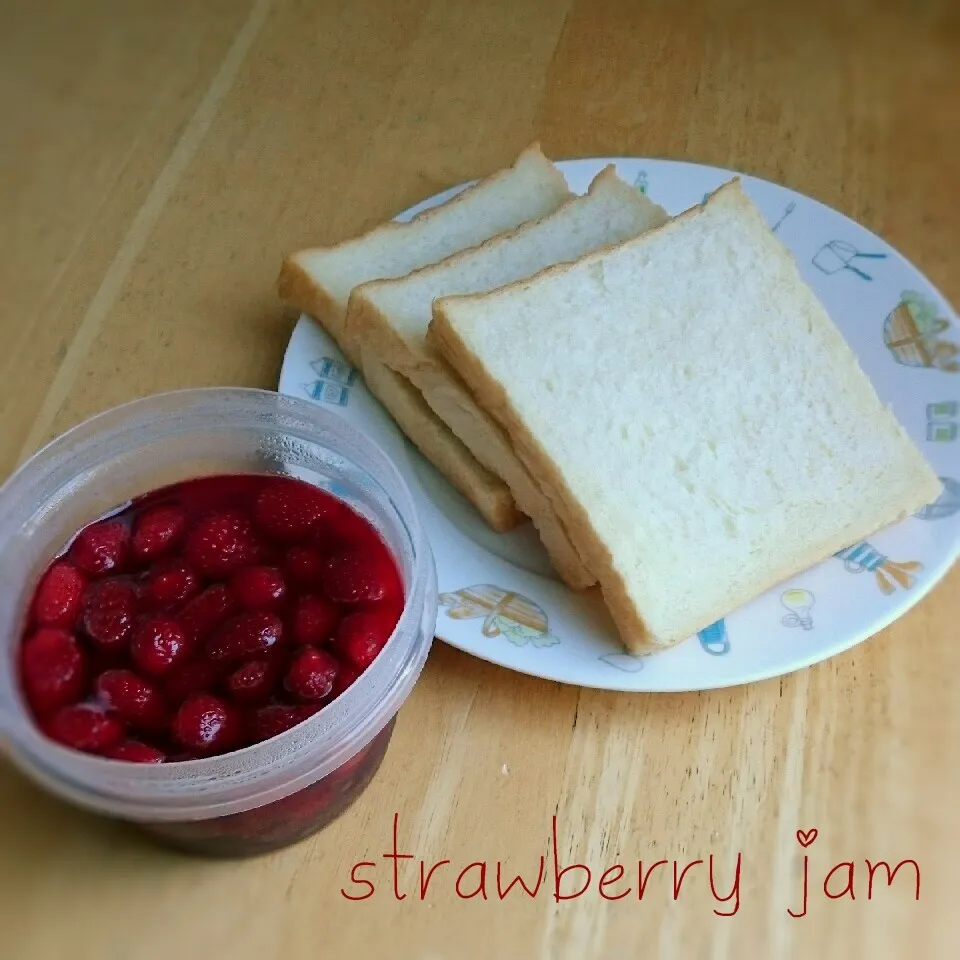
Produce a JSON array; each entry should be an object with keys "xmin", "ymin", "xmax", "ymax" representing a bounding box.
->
[{"xmin": 1, "ymin": 0, "xmax": 957, "ymax": 956}]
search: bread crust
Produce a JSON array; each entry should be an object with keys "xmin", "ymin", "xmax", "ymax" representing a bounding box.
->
[
  {"xmin": 277, "ymin": 255, "xmax": 359, "ymax": 363},
  {"xmin": 335, "ymin": 142, "xmax": 569, "ymax": 241},
  {"xmin": 362, "ymin": 358, "xmax": 524, "ymax": 532}
]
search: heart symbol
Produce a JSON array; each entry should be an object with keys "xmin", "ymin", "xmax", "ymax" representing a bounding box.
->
[{"xmin": 796, "ymin": 828, "xmax": 818, "ymax": 848}]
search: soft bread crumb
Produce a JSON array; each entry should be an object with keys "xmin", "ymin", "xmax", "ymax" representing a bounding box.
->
[{"xmin": 432, "ymin": 180, "xmax": 942, "ymax": 652}]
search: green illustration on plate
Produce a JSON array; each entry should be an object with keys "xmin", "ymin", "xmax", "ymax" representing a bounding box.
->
[
  {"xmin": 633, "ymin": 170, "xmax": 649, "ymax": 194},
  {"xmin": 439, "ymin": 585, "xmax": 560, "ymax": 648},
  {"xmin": 926, "ymin": 401, "xmax": 958, "ymax": 442},
  {"xmin": 884, "ymin": 291, "xmax": 959, "ymax": 372}
]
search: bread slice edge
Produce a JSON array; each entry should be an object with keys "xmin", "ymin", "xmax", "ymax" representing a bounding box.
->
[{"xmin": 361, "ymin": 356, "xmax": 524, "ymax": 532}]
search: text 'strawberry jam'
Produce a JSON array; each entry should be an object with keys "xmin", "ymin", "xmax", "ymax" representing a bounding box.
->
[{"xmin": 16, "ymin": 473, "xmax": 405, "ymax": 854}]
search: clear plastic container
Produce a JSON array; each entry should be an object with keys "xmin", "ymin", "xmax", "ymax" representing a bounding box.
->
[{"xmin": 0, "ymin": 388, "xmax": 437, "ymax": 857}]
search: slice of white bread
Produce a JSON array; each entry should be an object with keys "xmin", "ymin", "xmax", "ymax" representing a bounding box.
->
[
  {"xmin": 430, "ymin": 179, "xmax": 942, "ymax": 652},
  {"xmin": 361, "ymin": 355, "xmax": 522, "ymax": 530},
  {"xmin": 277, "ymin": 143, "xmax": 571, "ymax": 532},
  {"xmin": 277, "ymin": 142, "xmax": 572, "ymax": 367},
  {"xmin": 350, "ymin": 166, "xmax": 669, "ymax": 589}
]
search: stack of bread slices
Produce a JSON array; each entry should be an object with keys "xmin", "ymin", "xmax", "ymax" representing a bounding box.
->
[{"xmin": 278, "ymin": 144, "xmax": 941, "ymax": 655}]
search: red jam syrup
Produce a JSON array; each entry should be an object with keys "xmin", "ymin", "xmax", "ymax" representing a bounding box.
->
[{"xmin": 19, "ymin": 474, "xmax": 404, "ymax": 762}]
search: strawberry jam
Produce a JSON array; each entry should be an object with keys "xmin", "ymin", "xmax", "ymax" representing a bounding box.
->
[
  {"xmin": 18, "ymin": 473, "xmax": 402, "ymax": 760},
  {"xmin": 17, "ymin": 473, "xmax": 405, "ymax": 855}
]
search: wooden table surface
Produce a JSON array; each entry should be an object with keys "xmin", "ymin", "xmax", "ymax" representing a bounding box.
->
[{"xmin": 2, "ymin": 1, "xmax": 958, "ymax": 956}]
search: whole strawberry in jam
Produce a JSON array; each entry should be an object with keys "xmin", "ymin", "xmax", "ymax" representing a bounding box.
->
[
  {"xmin": 231, "ymin": 566, "xmax": 287, "ymax": 610},
  {"xmin": 224, "ymin": 658, "xmax": 279, "ymax": 705},
  {"xmin": 252, "ymin": 479, "xmax": 334, "ymax": 543},
  {"xmin": 131, "ymin": 618, "xmax": 192, "ymax": 676},
  {"xmin": 94, "ymin": 669, "xmax": 167, "ymax": 732},
  {"xmin": 173, "ymin": 694, "xmax": 243, "ymax": 754},
  {"xmin": 45, "ymin": 704, "xmax": 125, "ymax": 753},
  {"xmin": 142, "ymin": 559, "xmax": 199, "ymax": 609},
  {"xmin": 206, "ymin": 611, "xmax": 283, "ymax": 662},
  {"xmin": 185, "ymin": 510, "xmax": 260, "ymax": 578},
  {"xmin": 20, "ymin": 628, "xmax": 86, "ymax": 715},
  {"xmin": 284, "ymin": 647, "xmax": 339, "ymax": 702},
  {"xmin": 335, "ymin": 609, "xmax": 397, "ymax": 669},
  {"xmin": 30, "ymin": 563, "xmax": 85, "ymax": 629},
  {"xmin": 69, "ymin": 520, "xmax": 130, "ymax": 577},
  {"xmin": 251, "ymin": 704, "xmax": 321, "ymax": 743},
  {"xmin": 291, "ymin": 593, "xmax": 340, "ymax": 646},
  {"xmin": 180, "ymin": 584, "xmax": 237, "ymax": 640},
  {"xmin": 81, "ymin": 578, "xmax": 139, "ymax": 653},
  {"xmin": 131, "ymin": 505, "xmax": 187, "ymax": 562}
]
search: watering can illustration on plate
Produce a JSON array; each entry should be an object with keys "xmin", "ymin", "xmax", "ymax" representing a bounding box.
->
[
  {"xmin": 439, "ymin": 585, "xmax": 560, "ymax": 648},
  {"xmin": 883, "ymin": 292, "xmax": 959, "ymax": 373},
  {"xmin": 697, "ymin": 619, "xmax": 730, "ymax": 656},
  {"xmin": 834, "ymin": 542, "xmax": 923, "ymax": 595},
  {"xmin": 812, "ymin": 240, "xmax": 887, "ymax": 281}
]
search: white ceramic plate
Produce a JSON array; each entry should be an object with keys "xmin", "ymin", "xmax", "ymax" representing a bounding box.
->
[{"xmin": 279, "ymin": 157, "xmax": 960, "ymax": 692}]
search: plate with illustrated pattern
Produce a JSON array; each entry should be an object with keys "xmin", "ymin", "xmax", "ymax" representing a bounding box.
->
[{"xmin": 279, "ymin": 157, "xmax": 960, "ymax": 692}]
